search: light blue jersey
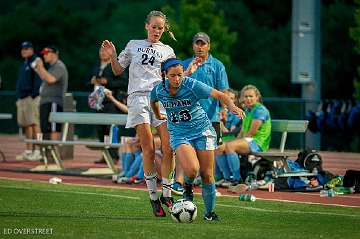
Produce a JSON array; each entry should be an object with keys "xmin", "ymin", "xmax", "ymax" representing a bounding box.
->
[
  {"xmin": 150, "ymin": 77, "xmax": 216, "ymax": 149},
  {"xmin": 183, "ymin": 54, "xmax": 229, "ymax": 122}
]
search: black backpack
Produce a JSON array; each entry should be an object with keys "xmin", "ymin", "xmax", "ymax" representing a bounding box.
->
[{"xmin": 295, "ymin": 149, "xmax": 323, "ymax": 172}]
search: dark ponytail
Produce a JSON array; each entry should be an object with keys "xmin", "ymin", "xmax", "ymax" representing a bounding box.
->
[{"xmin": 161, "ymin": 71, "xmax": 168, "ymax": 93}]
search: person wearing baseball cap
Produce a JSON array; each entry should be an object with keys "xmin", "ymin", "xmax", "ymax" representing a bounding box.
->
[
  {"xmin": 192, "ymin": 32, "xmax": 211, "ymax": 44},
  {"xmin": 21, "ymin": 41, "xmax": 33, "ymax": 49},
  {"xmin": 40, "ymin": 46, "xmax": 59, "ymax": 55},
  {"xmin": 32, "ymin": 45, "xmax": 68, "ymax": 141},
  {"xmin": 15, "ymin": 41, "xmax": 43, "ymax": 161},
  {"xmin": 183, "ymin": 32, "xmax": 231, "ymax": 187}
]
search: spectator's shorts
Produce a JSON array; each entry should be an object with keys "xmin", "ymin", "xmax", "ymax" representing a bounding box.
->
[
  {"xmin": 40, "ymin": 102, "xmax": 63, "ymax": 133},
  {"xmin": 16, "ymin": 96, "xmax": 40, "ymax": 127},
  {"xmin": 171, "ymin": 127, "xmax": 217, "ymax": 151},
  {"xmin": 126, "ymin": 92, "xmax": 166, "ymax": 129}
]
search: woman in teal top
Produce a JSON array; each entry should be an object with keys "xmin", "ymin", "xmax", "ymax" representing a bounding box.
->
[
  {"xmin": 223, "ymin": 85, "xmax": 271, "ymax": 185},
  {"xmin": 151, "ymin": 58, "xmax": 244, "ymax": 221}
]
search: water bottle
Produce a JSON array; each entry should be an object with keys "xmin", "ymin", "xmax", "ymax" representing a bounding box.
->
[
  {"xmin": 239, "ymin": 194, "xmax": 256, "ymax": 202},
  {"xmin": 325, "ymin": 176, "xmax": 343, "ymax": 189},
  {"xmin": 111, "ymin": 126, "xmax": 119, "ymax": 144},
  {"xmin": 333, "ymin": 186, "xmax": 355, "ymax": 195},
  {"xmin": 320, "ymin": 189, "xmax": 336, "ymax": 197},
  {"xmin": 248, "ymin": 180, "xmax": 259, "ymax": 190}
]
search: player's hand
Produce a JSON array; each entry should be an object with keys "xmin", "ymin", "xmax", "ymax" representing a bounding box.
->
[
  {"xmin": 185, "ymin": 57, "xmax": 202, "ymax": 76},
  {"xmin": 156, "ymin": 114, "xmax": 167, "ymax": 120},
  {"xmin": 229, "ymin": 106, "xmax": 245, "ymax": 119},
  {"xmin": 101, "ymin": 40, "xmax": 117, "ymax": 58}
]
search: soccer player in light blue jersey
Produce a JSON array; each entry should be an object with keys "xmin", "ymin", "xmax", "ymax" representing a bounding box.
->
[{"xmin": 150, "ymin": 58, "xmax": 244, "ymax": 221}]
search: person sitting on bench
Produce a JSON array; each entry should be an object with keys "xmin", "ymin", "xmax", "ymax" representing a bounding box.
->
[{"xmin": 222, "ymin": 85, "xmax": 271, "ymax": 186}]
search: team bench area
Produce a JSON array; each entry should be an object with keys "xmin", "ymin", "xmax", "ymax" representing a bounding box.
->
[
  {"xmin": 24, "ymin": 112, "xmax": 127, "ymax": 175},
  {"xmin": 249, "ymin": 119, "xmax": 317, "ymax": 178}
]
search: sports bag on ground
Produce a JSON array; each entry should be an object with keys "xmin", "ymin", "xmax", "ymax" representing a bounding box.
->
[{"xmin": 295, "ymin": 149, "xmax": 323, "ymax": 172}]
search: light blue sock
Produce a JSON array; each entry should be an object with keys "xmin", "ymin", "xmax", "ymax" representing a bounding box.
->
[
  {"xmin": 214, "ymin": 160, "xmax": 222, "ymax": 180},
  {"xmin": 120, "ymin": 152, "xmax": 126, "ymax": 171},
  {"xmin": 226, "ymin": 153, "xmax": 241, "ymax": 181},
  {"xmin": 136, "ymin": 160, "xmax": 144, "ymax": 179},
  {"xmin": 122, "ymin": 152, "xmax": 133, "ymax": 175},
  {"xmin": 126, "ymin": 150, "xmax": 142, "ymax": 177},
  {"xmin": 215, "ymin": 154, "xmax": 231, "ymax": 180},
  {"xmin": 202, "ymin": 183, "xmax": 216, "ymax": 215}
]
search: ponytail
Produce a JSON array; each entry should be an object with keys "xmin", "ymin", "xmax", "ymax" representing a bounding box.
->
[{"xmin": 161, "ymin": 71, "xmax": 168, "ymax": 93}]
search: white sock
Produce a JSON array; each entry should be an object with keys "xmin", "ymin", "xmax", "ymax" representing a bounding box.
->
[
  {"xmin": 145, "ymin": 173, "xmax": 158, "ymax": 201},
  {"xmin": 162, "ymin": 177, "xmax": 173, "ymax": 198}
]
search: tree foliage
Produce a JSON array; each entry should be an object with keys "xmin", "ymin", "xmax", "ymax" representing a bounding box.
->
[
  {"xmin": 350, "ymin": 0, "xmax": 360, "ymax": 101},
  {"xmin": 0, "ymin": 0, "xmax": 358, "ymax": 102},
  {"xmin": 161, "ymin": 0, "xmax": 237, "ymax": 68}
]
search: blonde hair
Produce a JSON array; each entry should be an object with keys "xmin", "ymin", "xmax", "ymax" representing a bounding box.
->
[
  {"xmin": 146, "ymin": 10, "xmax": 177, "ymax": 41},
  {"xmin": 240, "ymin": 84, "xmax": 263, "ymax": 103}
]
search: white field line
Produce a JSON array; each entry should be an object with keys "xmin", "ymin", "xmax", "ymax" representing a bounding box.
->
[
  {"xmin": 210, "ymin": 202, "xmax": 360, "ymax": 218},
  {"xmin": 220, "ymin": 193, "xmax": 360, "ymax": 208},
  {"xmin": 0, "ymin": 185, "xmax": 140, "ymax": 200},
  {"xmin": 299, "ymin": 192, "xmax": 360, "ymax": 199},
  {"xmin": 0, "ymin": 176, "xmax": 150, "ymax": 192},
  {"xmin": 1, "ymin": 176, "xmax": 359, "ymax": 209}
]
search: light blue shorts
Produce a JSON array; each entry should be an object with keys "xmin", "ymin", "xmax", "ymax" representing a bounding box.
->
[
  {"xmin": 244, "ymin": 137, "xmax": 262, "ymax": 153},
  {"xmin": 171, "ymin": 128, "xmax": 217, "ymax": 151}
]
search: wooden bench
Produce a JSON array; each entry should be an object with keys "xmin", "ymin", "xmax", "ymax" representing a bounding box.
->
[
  {"xmin": 25, "ymin": 112, "xmax": 127, "ymax": 174},
  {"xmin": 0, "ymin": 113, "xmax": 12, "ymax": 161},
  {"xmin": 251, "ymin": 119, "xmax": 316, "ymax": 178}
]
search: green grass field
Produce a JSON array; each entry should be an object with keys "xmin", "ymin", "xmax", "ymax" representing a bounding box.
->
[{"xmin": 0, "ymin": 179, "xmax": 359, "ymax": 239}]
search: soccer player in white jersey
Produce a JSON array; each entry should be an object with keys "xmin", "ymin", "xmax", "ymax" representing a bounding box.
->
[
  {"xmin": 150, "ymin": 58, "xmax": 244, "ymax": 221},
  {"xmin": 101, "ymin": 10, "xmax": 177, "ymax": 217}
]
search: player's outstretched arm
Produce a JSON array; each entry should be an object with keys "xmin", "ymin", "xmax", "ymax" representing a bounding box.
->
[
  {"xmin": 184, "ymin": 57, "xmax": 202, "ymax": 76},
  {"xmin": 101, "ymin": 40, "xmax": 124, "ymax": 76},
  {"xmin": 210, "ymin": 89, "xmax": 245, "ymax": 119}
]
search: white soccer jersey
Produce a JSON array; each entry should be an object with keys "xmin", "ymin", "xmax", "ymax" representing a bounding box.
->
[{"xmin": 118, "ymin": 39, "xmax": 175, "ymax": 95}]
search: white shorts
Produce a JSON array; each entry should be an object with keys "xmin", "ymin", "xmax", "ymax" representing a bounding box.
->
[
  {"xmin": 126, "ymin": 92, "xmax": 166, "ymax": 129},
  {"xmin": 244, "ymin": 137, "xmax": 262, "ymax": 152}
]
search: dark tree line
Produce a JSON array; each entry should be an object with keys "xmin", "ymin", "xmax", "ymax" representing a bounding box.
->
[{"xmin": 0, "ymin": 0, "xmax": 358, "ymax": 100}]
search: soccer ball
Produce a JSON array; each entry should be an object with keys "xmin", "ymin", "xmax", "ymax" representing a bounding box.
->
[{"xmin": 170, "ymin": 199, "xmax": 197, "ymax": 223}]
